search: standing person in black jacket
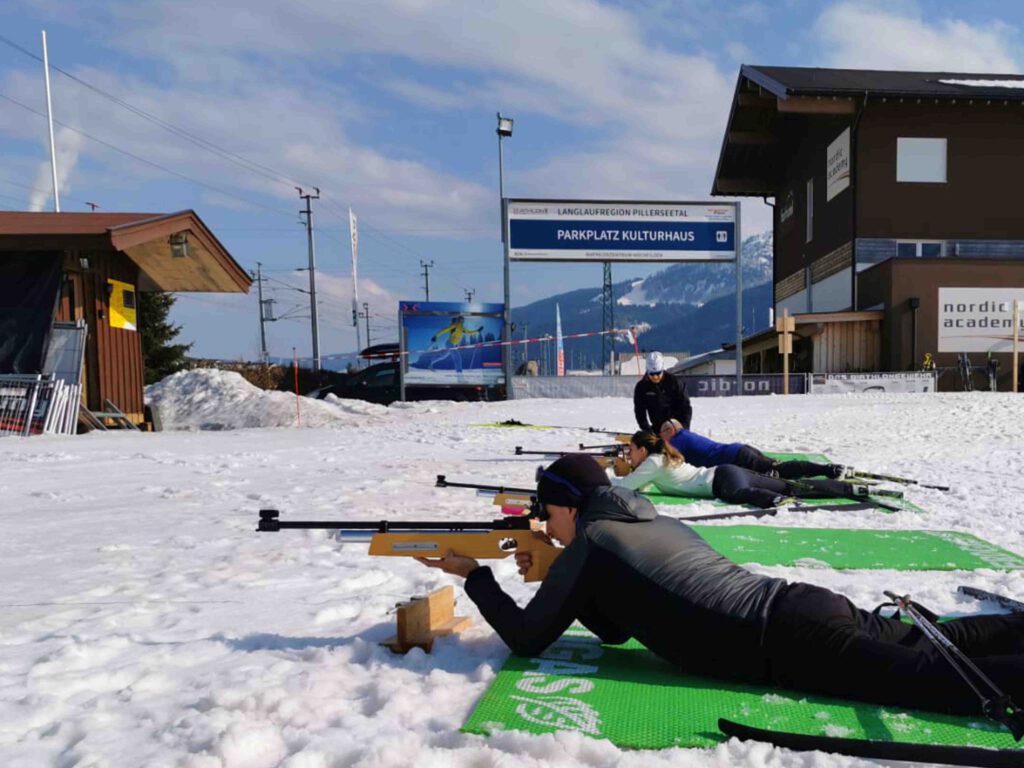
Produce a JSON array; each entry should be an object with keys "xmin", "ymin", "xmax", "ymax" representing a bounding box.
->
[
  {"xmin": 633, "ymin": 351, "xmax": 691, "ymax": 431},
  {"xmin": 417, "ymin": 454, "xmax": 1024, "ymax": 717}
]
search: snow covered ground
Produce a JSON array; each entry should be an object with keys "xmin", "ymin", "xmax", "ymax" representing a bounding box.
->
[{"xmin": 3, "ymin": 369, "xmax": 1024, "ymax": 767}]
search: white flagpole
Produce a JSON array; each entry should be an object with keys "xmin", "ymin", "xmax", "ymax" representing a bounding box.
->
[{"xmin": 42, "ymin": 30, "xmax": 60, "ymax": 212}]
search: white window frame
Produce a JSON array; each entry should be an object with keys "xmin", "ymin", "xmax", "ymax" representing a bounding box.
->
[
  {"xmin": 897, "ymin": 137, "xmax": 947, "ymax": 183},
  {"xmin": 896, "ymin": 239, "xmax": 946, "ymax": 258},
  {"xmin": 805, "ymin": 178, "xmax": 813, "ymax": 243}
]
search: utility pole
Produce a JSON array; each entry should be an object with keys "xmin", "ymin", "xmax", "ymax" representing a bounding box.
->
[
  {"xmin": 420, "ymin": 260, "xmax": 435, "ymax": 301},
  {"xmin": 85, "ymin": 202, "xmax": 99, "ymax": 211},
  {"xmin": 359, "ymin": 302, "xmax": 372, "ymax": 348},
  {"xmin": 464, "ymin": 288, "xmax": 475, "ymax": 303},
  {"xmin": 255, "ymin": 262, "xmax": 269, "ymax": 364},
  {"xmin": 297, "ymin": 186, "xmax": 321, "ymax": 371},
  {"xmin": 521, "ymin": 321, "xmax": 529, "ymax": 369}
]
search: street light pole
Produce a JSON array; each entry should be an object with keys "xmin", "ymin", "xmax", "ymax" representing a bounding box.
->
[{"xmin": 497, "ymin": 112, "xmax": 514, "ymax": 399}]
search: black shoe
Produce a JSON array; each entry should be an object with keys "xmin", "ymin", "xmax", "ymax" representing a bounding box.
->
[{"xmin": 826, "ymin": 464, "xmax": 847, "ymax": 480}]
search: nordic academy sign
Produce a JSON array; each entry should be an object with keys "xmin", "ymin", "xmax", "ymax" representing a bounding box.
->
[
  {"xmin": 938, "ymin": 287, "xmax": 1024, "ymax": 352},
  {"xmin": 506, "ymin": 199, "xmax": 738, "ymax": 263}
]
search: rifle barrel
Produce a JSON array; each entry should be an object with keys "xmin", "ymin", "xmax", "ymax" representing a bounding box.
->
[
  {"xmin": 516, "ymin": 448, "xmax": 609, "ymax": 457},
  {"xmin": 257, "ymin": 510, "xmax": 531, "ymax": 532},
  {"xmin": 435, "ymin": 475, "xmax": 534, "ymax": 494}
]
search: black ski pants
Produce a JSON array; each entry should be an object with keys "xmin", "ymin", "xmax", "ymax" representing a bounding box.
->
[
  {"xmin": 734, "ymin": 445, "xmax": 835, "ymax": 480},
  {"xmin": 711, "ymin": 464, "xmax": 854, "ymax": 508},
  {"xmin": 765, "ymin": 582, "xmax": 1024, "ymax": 714}
]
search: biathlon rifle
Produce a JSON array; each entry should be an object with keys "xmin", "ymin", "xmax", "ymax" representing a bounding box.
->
[
  {"xmin": 513, "ymin": 445, "xmax": 625, "ymax": 468},
  {"xmin": 256, "ymin": 509, "xmax": 561, "ymax": 582}
]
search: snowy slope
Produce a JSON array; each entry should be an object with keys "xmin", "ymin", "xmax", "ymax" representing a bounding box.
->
[{"xmin": 2, "ymin": 382, "xmax": 1024, "ymax": 767}]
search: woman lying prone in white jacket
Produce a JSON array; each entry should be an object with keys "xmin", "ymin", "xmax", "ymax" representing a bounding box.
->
[{"xmin": 609, "ymin": 431, "xmax": 866, "ymax": 509}]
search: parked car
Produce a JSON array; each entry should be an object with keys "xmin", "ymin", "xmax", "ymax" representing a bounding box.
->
[{"xmin": 310, "ymin": 361, "xmax": 502, "ymax": 405}]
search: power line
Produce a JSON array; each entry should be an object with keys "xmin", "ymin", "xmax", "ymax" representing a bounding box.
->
[
  {"xmin": 0, "ymin": 91, "xmax": 301, "ymax": 220},
  {"xmin": 0, "ymin": 173, "xmax": 105, "ymax": 209},
  {"xmin": 0, "ymin": 32, "xmax": 315, "ymax": 192}
]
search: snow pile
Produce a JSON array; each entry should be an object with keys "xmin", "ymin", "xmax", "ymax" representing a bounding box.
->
[{"xmin": 145, "ymin": 368, "xmax": 386, "ymax": 430}]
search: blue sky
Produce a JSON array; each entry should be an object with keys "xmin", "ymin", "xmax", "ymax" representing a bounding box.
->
[{"xmin": 2, "ymin": 0, "xmax": 1023, "ymax": 361}]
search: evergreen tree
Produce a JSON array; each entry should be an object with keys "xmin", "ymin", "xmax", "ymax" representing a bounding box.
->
[{"xmin": 137, "ymin": 292, "xmax": 192, "ymax": 385}]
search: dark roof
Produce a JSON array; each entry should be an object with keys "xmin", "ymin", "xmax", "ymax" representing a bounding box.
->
[
  {"xmin": 0, "ymin": 210, "xmax": 251, "ymax": 292},
  {"xmin": 712, "ymin": 65, "xmax": 1024, "ymax": 198},
  {"xmin": 0, "ymin": 211, "xmax": 163, "ymax": 235},
  {"xmin": 744, "ymin": 65, "xmax": 1024, "ymax": 100}
]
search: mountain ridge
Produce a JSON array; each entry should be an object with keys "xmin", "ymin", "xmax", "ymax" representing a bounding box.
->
[{"xmin": 512, "ymin": 232, "xmax": 773, "ymax": 367}]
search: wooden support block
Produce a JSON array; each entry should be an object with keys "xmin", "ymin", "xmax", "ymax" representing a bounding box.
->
[{"xmin": 381, "ymin": 585, "xmax": 472, "ymax": 654}]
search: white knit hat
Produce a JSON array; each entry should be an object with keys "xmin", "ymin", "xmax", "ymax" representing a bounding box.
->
[{"xmin": 645, "ymin": 351, "xmax": 664, "ymax": 374}]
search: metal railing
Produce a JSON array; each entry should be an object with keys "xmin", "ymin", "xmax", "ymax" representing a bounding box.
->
[{"xmin": 0, "ymin": 374, "xmax": 80, "ymax": 437}]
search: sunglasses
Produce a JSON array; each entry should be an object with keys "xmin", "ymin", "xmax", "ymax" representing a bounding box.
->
[{"xmin": 533, "ymin": 466, "xmax": 583, "ymax": 521}]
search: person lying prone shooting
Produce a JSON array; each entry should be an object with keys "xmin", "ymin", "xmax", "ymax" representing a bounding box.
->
[
  {"xmin": 418, "ymin": 453, "xmax": 1024, "ymax": 727},
  {"xmin": 612, "ymin": 431, "xmax": 865, "ymax": 509}
]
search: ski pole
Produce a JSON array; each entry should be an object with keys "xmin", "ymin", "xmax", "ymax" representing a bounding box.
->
[
  {"xmin": 885, "ymin": 590, "xmax": 1024, "ymax": 740},
  {"xmin": 849, "ymin": 470, "xmax": 950, "ymax": 492},
  {"xmin": 788, "ymin": 479, "xmax": 902, "ymax": 512}
]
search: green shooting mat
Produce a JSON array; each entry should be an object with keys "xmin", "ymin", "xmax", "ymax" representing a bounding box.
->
[
  {"xmin": 641, "ymin": 452, "xmax": 927, "ymax": 513},
  {"xmin": 693, "ymin": 525, "xmax": 1024, "ymax": 571},
  {"xmin": 462, "ymin": 628, "xmax": 1022, "ymax": 751}
]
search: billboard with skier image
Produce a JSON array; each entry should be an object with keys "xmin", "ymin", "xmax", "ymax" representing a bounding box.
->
[{"xmin": 399, "ymin": 301, "xmax": 505, "ymax": 386}]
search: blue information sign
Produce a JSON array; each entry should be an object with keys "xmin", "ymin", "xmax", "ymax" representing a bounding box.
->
[{"xmin": 506, "ymin": 199, "xmax": 738, "ymax": 263}]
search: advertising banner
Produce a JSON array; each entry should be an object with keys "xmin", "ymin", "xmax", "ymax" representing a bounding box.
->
[
  {"xmin": 938, "ymin": 287, "xmax": 1024, "ymax": 352},
  {"xmin": 809, "ymin": 372, "xmax": 937, "ymax": 394},
  {"xmin": 555, "ymin": 304, "xmax": 565, "ymax": 377},
  {"xmin": 826, "ymin": 127, "xmax": 851, "ymax": 201},
  {"xmin": 506, "ymin": 199, "xmax": 737, "ymax": 263},
  {"xmin": 678, "ymin": 373, "xmax": 807, "ymax": 397},
  {"xmin": 400, "ymin": 301, "xmax": 505, "ymax": 386},
  {"xmin": 349, "ymin": 208, "xmax": 359, "ymax": 328}
]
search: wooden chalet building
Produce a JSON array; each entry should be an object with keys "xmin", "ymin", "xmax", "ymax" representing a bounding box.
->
[
  {"xmin": 0, "ymin": 211, "xmax": 251, "ymax": 426},
  {"xmin": 713, "ymin": 65, "xmax": 1024, "ymax": 389}
]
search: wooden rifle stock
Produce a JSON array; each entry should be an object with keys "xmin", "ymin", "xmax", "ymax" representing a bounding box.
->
[
  {"xmin": 257, "ymin": 509, "xmax": 561, "ymax": 582},
  {"xmin": 368, "ymin": 530, "xmax": 561, "ymax": 582}
]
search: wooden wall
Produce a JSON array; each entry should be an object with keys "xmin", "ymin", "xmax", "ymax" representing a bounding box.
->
[
  {"xmin": 58, "ymin": 249, "xmax": 144, "ymax": 420},
  {"xmin": 811, "ymin": 320, "xmax": 881, "ymax": 373}
]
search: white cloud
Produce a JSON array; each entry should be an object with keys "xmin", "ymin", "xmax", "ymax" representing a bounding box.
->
[
  {"xmin": 28, "ymin": 127, "xmax": 82, "ymax": 211},
  {"xmin": 814, "ymin": 2, "xmax": 1020, "ymax": 72},
  {"xmin": 11, "ymin": 0, "xmax": 758, "ymax": 227}
]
